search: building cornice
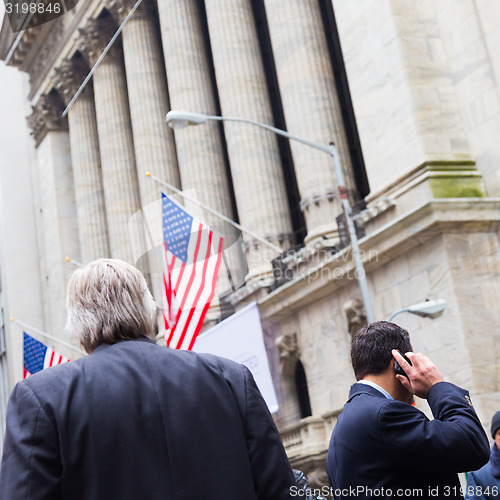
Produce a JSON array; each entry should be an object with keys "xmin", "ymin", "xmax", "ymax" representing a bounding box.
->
[
  {"xmin": 28, "ymin": 0, "xmax": 96, "ymax": 100},
  {"xmin": 0, "ymin": 16, "xmax": 16, "ymax": 59},
  {"xmin": 0, "ymin": 0, "xmax": 107, "ymax": 100},
  {"xmin": 366, "ymin": 158, "xmax": 477, "ymax": 204},
  {"xmin": 258, "ymin": 198, "xmax": 500, "ymax": 320}
]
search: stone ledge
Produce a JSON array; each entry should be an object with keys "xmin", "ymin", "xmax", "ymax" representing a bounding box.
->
[
  {"xmin": 280, "ymin": 410, "xmax": 341, "ymax": 469},
  {"xmin": 366, "ymin": 159, "xmax": 477, "ymax": 203},
  {"xmin": 258, "ymin": 198, "xmax": 500, "ymax": 319}
]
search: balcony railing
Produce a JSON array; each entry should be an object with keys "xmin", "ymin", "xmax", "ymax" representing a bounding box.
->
[{"xmin": 280, "ymin": 409, "xmax": 341, "ymax": 464}]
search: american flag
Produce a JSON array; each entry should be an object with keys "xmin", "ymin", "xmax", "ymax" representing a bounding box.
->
[
  {"xmin": 162, "ymin": 193, "xmax": 224, "ymax": 350},
  {"xmin": 23, "ymin": 332, "xmax": 70, "ymax": 378}
]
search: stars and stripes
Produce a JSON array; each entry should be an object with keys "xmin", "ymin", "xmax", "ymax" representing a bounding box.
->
[
  {"xmin": 162, "ymin": 193, "xmax": 224, "ymax": 350},
  {"xmin": 23, "ymin": 332, "xmax": 70, "ymax": 379}
]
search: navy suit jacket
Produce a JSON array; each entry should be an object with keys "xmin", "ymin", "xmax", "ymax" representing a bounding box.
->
[
  {"xmin": 326, "ymin": 382, "xmax": 490, "ymax": 499},
  {"xmin": 0, "ymin": 336, "xmax": 295, "ymax": 499}
]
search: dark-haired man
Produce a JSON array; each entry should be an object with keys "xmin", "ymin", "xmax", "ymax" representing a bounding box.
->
[{"xmin": 326, "ymin": 321, "xmax": 490, "ymax": 500}]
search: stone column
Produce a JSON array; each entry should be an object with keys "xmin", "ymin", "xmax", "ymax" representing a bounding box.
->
[
  {"xmin": 157, "ymin": 0, "xmax": 245, "ymax": 289},
  {"xmin": 54, "ymin": 57, "xmax": 110, "ymax": 263},
  {"xmin": 333, "ymin": 0, "xmax": 478, "ymax": 200},
  {"xmin": 263, "ymin": 0, "xmax": 355, "ymax": 244},
  {"xmin": 27, "ymin": 93, "xmax": 81, "ymax": 340},
  {"xmin": 107, "ymin": 0, "xmax": 180, "ymax": 204},
  {"xmin": 204, "ymin": 0, "xmax": 293, "ymax": 281},
  {"xmin": 106, "ymin": 0, "xmax": 180, "ymax": 300},
  {"xmin": 78, "ymin": 17, "xmax": 141, "ymax": 264}
]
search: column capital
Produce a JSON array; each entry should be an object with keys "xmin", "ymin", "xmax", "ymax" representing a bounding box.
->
[
  {"xmin": 53, "ymin": 57, "xmax": 92, "ymax": 105},
  {"xmin": 78, "ymin": 16, "xmax": 121, "ymax": 66},
  {"xmin": 105, "ymin": 0, "xmax": 154, "ymax": 23},
  {"xmin": 27, "ymin": 93, "xmax": 68, "ymax": 147}
]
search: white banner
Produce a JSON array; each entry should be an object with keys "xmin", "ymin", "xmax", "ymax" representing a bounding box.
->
[{"xmin": 193, "ymin": 302, "xmax": 279, "ymax": 413}]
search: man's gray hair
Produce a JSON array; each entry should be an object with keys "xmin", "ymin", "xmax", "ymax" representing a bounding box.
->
[{"xmin": 66, "ymin": 259, "xmax": 157, "ymax": 353}]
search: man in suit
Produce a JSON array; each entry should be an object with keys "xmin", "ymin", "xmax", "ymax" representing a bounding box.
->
[
  {"xmin": 0, "ymin": 259, "xmax": 296, "ymax": 500},
  {"xmin": 465, "ymin": 411, "xmax": 500, "ymax": 499},
  {"xmin": 326, "ymin": 321, "xmax": 490, "ymax": 500}
]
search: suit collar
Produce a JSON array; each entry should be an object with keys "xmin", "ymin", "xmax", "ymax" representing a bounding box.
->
[
  {"xmin": 92, "ymin": 335, "xmax": 156, "ymax": 354},
  {"xmin": 348, "ymin": 382, "xmax": 388, "ymax": 402}
]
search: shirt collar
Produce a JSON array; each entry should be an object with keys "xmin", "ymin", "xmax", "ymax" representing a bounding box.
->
[{"xmin": 357, "ymin": 380, "xmax": 394, "ymax": 400}]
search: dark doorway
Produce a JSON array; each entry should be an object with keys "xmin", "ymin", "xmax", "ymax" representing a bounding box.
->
[{"xmin": 295, "ymin": 361, "xmax": 312, "ymax": 418}]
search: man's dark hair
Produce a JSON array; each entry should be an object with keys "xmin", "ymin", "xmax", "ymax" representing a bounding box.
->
[{"xmin": 351, "ymin": 321, "xmax": 412, "ymax": 380}]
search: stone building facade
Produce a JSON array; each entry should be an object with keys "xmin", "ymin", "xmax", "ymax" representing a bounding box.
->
[{"xmin": 1, "ymin": 0, "xmax": 500, "ymax": 483}]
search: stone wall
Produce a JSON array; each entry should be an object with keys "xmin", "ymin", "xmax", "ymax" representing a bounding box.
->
[
  {"xmin": 435, "ymin": 0, "xmax": 500, "ymax": 197},
  {"xmin": 265, "ymin": 199, "xmax": 500, "ymax": 434}
]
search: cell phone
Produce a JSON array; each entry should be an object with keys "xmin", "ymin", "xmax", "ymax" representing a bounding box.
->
[{"xmin": 394, "ymin": 352, "xmax": 412, "ymax": 379}]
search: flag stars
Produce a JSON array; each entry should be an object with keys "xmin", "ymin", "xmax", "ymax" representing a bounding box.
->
[
  {"xmin": 162, "ymin": 196, "xmax": 193, "ymax": 262},
  {"xmin": 23, "ymin": 333, "xmax": 47, "ymax": 375}
]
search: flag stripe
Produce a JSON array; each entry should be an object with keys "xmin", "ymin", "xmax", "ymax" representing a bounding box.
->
[
  {"xmin": 174, "ymin": 231, "xmax": 214, "ymax": 349},
  {"xmin": 164, "ymin": 249, "xmax": 179, "ymax": 329},
  {"xmin": 172, "ymin": 256, "xmax": 185, "ymax": 296},
  {"xmin": 187, "ymin": 236, "xmax": 225, "ymax": 350},
  {"xmin": 169, "ymin": 226, "xmax": 210, "ymax": 348},
  {"xmin": 169, "ymin": 229, "xmax": 212, "ymax": 349},
  {"xmin": 161, "ymin": 194, "xmax": 224, "ymax": 351},
  {"xmin": 171, "ymin": 225, "xmax": 198, "ymax": 304},
  {"xmin": 167, "ymin": 223, "xmax": 204, "ymax": 346},
  {"xmin": 48, "ymin": 350, "xmax": 55, "ymax": 368},
  {"xmin": 163, "ymin": 242, "xmax": 173, "ymax": 328},
  {"xmin": 177, "ymin": 235, "xmax": 222, "ymax": 350}
]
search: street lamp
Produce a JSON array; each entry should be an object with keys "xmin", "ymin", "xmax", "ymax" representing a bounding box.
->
[
  {"xmin": 386, "ymin": 299, "xmax": 446, "ymax": 323},
  {"xmin": 166, "ymin": 110, "xmax": 376, "ymax": 323}
]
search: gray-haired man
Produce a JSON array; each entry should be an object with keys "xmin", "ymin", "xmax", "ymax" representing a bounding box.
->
[{"xmin": 0, "ymin": 259, "xmax": 295, "ymax": 499}]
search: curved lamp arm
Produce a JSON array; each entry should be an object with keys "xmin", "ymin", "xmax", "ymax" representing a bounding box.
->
[{"xmin": 387, "ymin": 299, "xmax": 446, "ymax": 323}]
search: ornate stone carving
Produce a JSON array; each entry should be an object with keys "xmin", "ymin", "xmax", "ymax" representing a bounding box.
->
[
  {"xmin": 9, "ymin": 30, "xmax": 37, "ymax": 68},
  {"xmin": 28, "ymin": 18, "xmax": 65, "ymax": 89},
  {"xmin": 53, "ymin": 57, "xmax": 92, "ymax": 105},
  {"xmin": 275, "ymin": 332, "xmax": 300, "ymax": 361},
  {"xmin": 343, "ymin": 298, "xmax": 367, "ymax": 336},
  {"xmin": 78, "ymin": 16, "xmax": 120, "ymax": 66},
  {"xmin": 27, "ymin": 93, "xmax": 67, "ymax": 147},
  {"xmin": 105, "ymin": 0, "xmax": 154, "ymax": 23}
]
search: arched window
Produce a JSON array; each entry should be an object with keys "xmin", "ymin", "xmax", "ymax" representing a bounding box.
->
[{"xmin": 295, "ymin": 360, "xmax": 312, "ymax": 418}]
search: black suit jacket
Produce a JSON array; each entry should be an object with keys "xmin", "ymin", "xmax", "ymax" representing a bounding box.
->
[
  {"xmin": 0, "ymin": 336, "xmax": 295, "ymax": 499},
  {"xmin": 326, "ymin": 382, "xmax": 490, "ymax": 499}
]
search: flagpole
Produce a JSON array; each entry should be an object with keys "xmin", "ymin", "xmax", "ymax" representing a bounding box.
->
[
  {"xmin": 146, "ymin": 172, "xmax": 283, "ymax": 253},
  {"xmin": 61, "ymin": 0, "xmax": 145, "ymax": 118},
  {"xmin": 10, "ymin": 319, "xmax": 87, "ymax": 356},
  {"xmin": 141, "ymin": 209, "xmax": 156, "ymax": 251},
  {"xmin": 221, "ymin": 251, "xmax": 236, "ymax": 292},
  {"xmin": 66, "ymin": 257, "xmax": 83, "ymax": 268}
]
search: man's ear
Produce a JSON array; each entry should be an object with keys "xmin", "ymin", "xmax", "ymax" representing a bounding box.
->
[{"xmin": 387, "ymin": 358, "xmax": 396, "ymax": 373}]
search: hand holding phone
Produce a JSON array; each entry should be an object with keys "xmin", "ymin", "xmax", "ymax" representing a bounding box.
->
[
  {"xmin": 394, "ymin": 351, "xmax": 412, "ymax": 379},
  {"xmin": 391, "ymin": 350, "xmax": 444, "ymax": 399}
]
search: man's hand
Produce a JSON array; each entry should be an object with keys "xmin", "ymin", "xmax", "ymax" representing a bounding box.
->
[{"xmin": 392, "ymin": 350, "xmax": 444, "ymax": 399}]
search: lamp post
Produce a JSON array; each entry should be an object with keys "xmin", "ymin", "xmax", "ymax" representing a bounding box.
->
[
  {"xmin": 386, "ymin": 299, "xmax": 446, "ymax": 323},
  {"xmin": 166, "ymin": 110, "xmax": 376, "ymax": 323}
]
